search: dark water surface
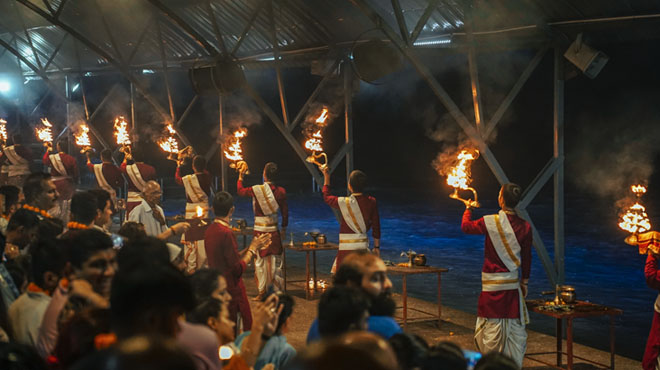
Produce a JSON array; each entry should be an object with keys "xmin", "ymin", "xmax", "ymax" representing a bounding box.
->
[{"xmin": 166, "ymin": 187, "xmax": 651, "ymax": 360}]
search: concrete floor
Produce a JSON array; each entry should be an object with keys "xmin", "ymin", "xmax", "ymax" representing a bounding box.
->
[{"xmin": 241, "ymin": 263, "xmax": 642, "ymax": 370}]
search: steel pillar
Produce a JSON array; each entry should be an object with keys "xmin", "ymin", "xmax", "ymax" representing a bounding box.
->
[
  {"xmin": 553, "ymin": 47, "xmax": 565, "ymax": 285},
  {"xmin": 219, "ymin": 95, "xmax": 227, "ymax": 191},
  {"xmin": 343, "ymin": 58, "xmax": 354, "ymax": 190}
]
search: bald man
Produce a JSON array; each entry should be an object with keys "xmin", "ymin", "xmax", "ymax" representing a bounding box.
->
[{"xmin": 127, "ymin": 180, "xmax": 189, "ymax": 240}]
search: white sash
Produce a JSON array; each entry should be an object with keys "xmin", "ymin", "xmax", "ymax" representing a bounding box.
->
[
  {"xmin": 654, "ymin": 294, "xmax": 660, "ymax": 314},
  {"xmin": 252, "ymin": 184, "xmax": 279, "ymax": 216},
  {"xmin": 183, "ymin": 174, "xmax": 208, "ymax": 204},
  {"xmin": 93, "ymin": 164, "xmax": 116, "ymax": 197},
  {"xmin": 339, "ymin": 233, "xmax": 368, "ymax": 250},
  {"xmin": 254, "ymin": 214, "xmax": 278, "ymax": 232},
  {"xmin": 338, "ymin": 196, "xmax": 367, "ymax": 235},
  {"xmin": 127, "ymin": 191, "xmax": 142, "ymax": 203},
  {"xmin": 49, "ymin": 153, "xmax": 68, "ymax": 177},
  {"xmin": 4, "ymin": 146, "xmax": 29, "ymax": 177},
  {"xmin": 185, "ymin": 202, "xmax": 209, "ymax": 219},
  {"xmin": 484, "ymin": 211, "xmax": 521, "ymax": 272},
  {"xmin": 126, "ymin": 164, "xmax": 147, "ymax": 192}
]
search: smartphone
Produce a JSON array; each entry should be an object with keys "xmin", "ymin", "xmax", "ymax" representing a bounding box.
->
[
  {"xmin": 111, "ymin": 233, "xmax": 124, "ymax": 249},
  {"xmin": 464, "ymin": 349, "xmax": 482, "ymax": 370}
]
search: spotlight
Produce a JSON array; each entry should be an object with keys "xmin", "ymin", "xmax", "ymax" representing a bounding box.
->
[
  {"xmin": 563, "ymin": 34, "xmax": 608, "ymax": 79},
  {"xmin": 0, "ymin": 81, "xmax": 11, "ymax": 93},
  {"xmin": 72, "ymin": 83, "xmax": 80, "ymax": 92}
]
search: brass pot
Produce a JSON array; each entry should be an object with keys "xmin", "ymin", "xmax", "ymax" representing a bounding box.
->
[
  {"xmin": 412, "ymin": 254, "xmax": 427, "ymax": 266},
  {"xmin": 560, "ymin": 285, "xmax": 576, "ymax": 304},
  {"xmin": 317, "ymin": 234, "xmax": 326, "ymax": 244}
]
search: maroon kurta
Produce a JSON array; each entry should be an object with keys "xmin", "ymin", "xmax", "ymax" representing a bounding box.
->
[
  {"xmin": 322, "ymin": 185, "xmax": 381, "ymax": 266},
  {"xmin": 644, "ymin": 254, "xmax": 660, "ymax": 370},
  {"xmin": 87, "ymin": 162, "xmax": 123, "ymax": 189},
  {"xmin": 0, "ymin": 145, "xmax": 32, "ymax": 165},
  {"xmin": 43, "ymin": 151, "xmax": 78, "ymax": 201},
  {"xmin": 461, "ymin": 209, "xmax": 532, "ymax": 318},
  {"xmin": 175, "ymin": 167, "xmax": 212, "ymax": 202},
  {"xmin": 236, "ymin": 180, "xmax": 288, "ymax": 257},
  {"xmin": 204, "ymin": 220, "xmax": 252, "ymax": 330},
  {"xmin": 120, "ymin": 161, "xmax": 156, "ymax": 215}
]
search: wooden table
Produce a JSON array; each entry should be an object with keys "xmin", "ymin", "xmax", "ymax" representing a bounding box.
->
[
  {"xmin": 387, "ymin": 265, "xmax": 449, "ymax": 329},
  {"xmin": 283, "ymin": 242, "xmax": 338, "ymax": 299},
  {"xmin": 525, "ymin": 300, "xmax": 623, "ymax": 370}
]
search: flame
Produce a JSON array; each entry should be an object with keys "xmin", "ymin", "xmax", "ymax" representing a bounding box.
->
[
  {"xmin": 304, "ymin": 130, "xmax": 323, "ymax": 152},
  {"xmin": 113, "ymin": 116, "xmax": 131, "ymax": 146},
  {"xmin": 158, "ymin": 124, "xmax": 179, "ymax": 154},
  {"xmin": 619, "ymin": 184, "xmax": 652, "ymax": 234},
  {"xmin": 632, "ymin": 185, "xmax": 647, "ymax": 195},
  {"xmin": 446, "ymin": 150, "xmax": 479, "ymax": 190},
  {"xmin": 0, "ymin": 119, "xmax": 6, "ymax": 143},
  {"xmin": 315, "ymin": 108, "xmax": 329, "ymax": 124},
  {"xmin": 196, "ymin": 206, "xmax": 203, "ymax": 218},
  {"xmin": 74, "ymin": 124, "xmax": 91, "ymax": 147},
  {"xmin": 224, "ymin": 128, "xmax": 248, "ymax": 162},
  {"xmin": 36, "ymin": 118, "xmax": 53, "ymax": 143}
]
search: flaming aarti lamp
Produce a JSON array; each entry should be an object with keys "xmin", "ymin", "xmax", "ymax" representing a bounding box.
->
[
  {"xmin": 619, "ymin": 185, "xmax": 657, "ymax": 253},
  {"xmin": 0, "ymin": 119, "xmax": 7, "ymax": 148},
  {"xmin": 447, "ymin": 149, "xmax": 480, "ymax": 208},
  {"xmin": 114, "ymin": 116, "xmax": 132, "ymax": 156},
  {"xmin": 158, "ymin": 124, "xmax": 180, "ymax": 161},
  {"xmin": 224, "ymin": 128, "xmax": 249, "ymax": 174},
  {"xmin": 36, "ymin": 118, "xmax": 54, "ymax": 148},
  {"xmin": 305, "ymin": 108, "xmax": 330, "ymax": 171},
  {"xmin": 74, "ymin": 124, "xmax": 92, "ymax": 154}
]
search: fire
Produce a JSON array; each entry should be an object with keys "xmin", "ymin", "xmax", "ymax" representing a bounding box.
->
[
  {"xmin": 224, "ymin": 128, "xmax": 247, "ymax": 162},
  {"xmin": 316, "ymin": 108, "xmax": 329, "ymax": 124},
  {"xmin": 0, "ymin": 119, "xmax": 7, "ymax": 143},
  {"xmin": 304, "ymin": 130, "xmax": 323, "ymax": 152},
  {"xmin": 36, "ymin": 118, "xmax": 53, "ymax": 144},
  {"xmin": 158, "ymin": 124, "xmax": 179, "ymax": 154},
  {"xmin": 196, "ymin": 206, "xmax": 203, "ymax": 218},
  {"xmin": 113, "ymin": 116, "xmax": 131, "ymax": 146},
  {"xmin": 74, "ymin": 124, "xmax": 91, "ymax": 148},
  {"xmin": 632, "ymin": 185, "xmax": 647, "ymax": 195},
  {"xmin": 619, "ymin": 184, "xmax": 652, "ymax": 234},
  {"xmin": 447, "ymin": 150, "xmax": 479, "ymax": 190}
]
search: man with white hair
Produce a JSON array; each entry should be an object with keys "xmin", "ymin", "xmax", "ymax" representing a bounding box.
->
[{"xmin": 128, "ymin": 180, "xmax": 189, "ymax": 240}]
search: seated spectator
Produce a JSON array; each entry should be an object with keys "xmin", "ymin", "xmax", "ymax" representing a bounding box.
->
[
  {"xmin": 292, "ymin": 332, "xmax": 397, "ymax": 370},
  {"xmin": 3, "ymin": 208, "xmax": 40, "ymax": 260},
  {"xmin": 8, "ymin": 239, "xmax": 66, "ymax": 346},
  {"xmin": 388, "ymin": 332, "xmax": 429, "ymax": 370},
  {"xmin": 235, "ymin": 291, "xmax": 296, "ymax": 370},
  {"xmin": 473, "ymin": 352, "xmax": 518, "ymax": 370},
  {"xmin": 61, "ymin": 191, "xmax": 99, "ymax": 238},
  {"xmin": 87, "ymin": 189, "xmax": 114, "ymax": 233},
  {"xmin": 423, "ymin": 341, "xmax": 467, "ymax": 370},
  {"xmin": 189, "ymin": 268, "xmax": 232, "ymax": 304},
  {"xmin": 118, "ymin": 221, "xmax": 147, "ymax": 241},
  {"xmin": 37, "ymin": 229, "xmax": 116, "ymax": 358},
  {"xmin": 307, "ymin": 251, "xmax": 401, "ymax": 342},
  {"xmin": 117, "ymin": 237, "xmax": 171, "ymax": 271},
  {"xmin": 338, "ymin": 331, "xmax": 398, "ymax": 370},
  {"xmin": 318, "ymin": 286, "xmax": 370, "ymax": 339}
]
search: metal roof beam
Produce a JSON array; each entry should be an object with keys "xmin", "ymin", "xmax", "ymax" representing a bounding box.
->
[
  {"xmin": 391, "ymin": 0, "xmax": 409, "ymax": 46},
  {"xmin": 205, "ymin": 0, "xmax": 228, "ymax": 55},
  {"xmin": 268, "ymin": 0, "xmax": 289, "ymax": 125},
  {"xmin": 43, "ymin": 33, "xmax": 68, "ymax": 71},
  {"xmin": 230, "ymin": 0, "xmax": 266, "ymax": 57},
  {"xmin": 410, "ymin": 0, "xmax": 440, "ymax": 43}
]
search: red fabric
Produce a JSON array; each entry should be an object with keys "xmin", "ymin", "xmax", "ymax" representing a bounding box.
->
[
  {"xmin": 87, "ymin": 162, "xmax": 123, "ymax": 188},
  {"xmin": 644, "ymin": 254, "xmax": 660, "ymax": 370},
  {"xmin": 120, "ymin": 162, "xmax": 156, "ymax": 192},
  {"xmin": 461, "ymin": 209, "xmax": 532, "ymax": 318},
  {"xmin": 204, "ymin": 222, "xmax": 252, "ymax": 330},
  {"xmin": 322, "ymin": 185, "xmax": 380, "ymax": 239},
  {"xmin": 176, "ymin": 169, "xmax": 211, "ymax": 202},
  {"xmin": 0, "ymin": 145, "xmax": 32, "ymax": 165},
  {"xmin": 43, "ymin": 152, "xmax": 79, "ymax": 179},
  {"xmin": 236, "ymin": 180, "xmax": 288, "ymax": 256}
]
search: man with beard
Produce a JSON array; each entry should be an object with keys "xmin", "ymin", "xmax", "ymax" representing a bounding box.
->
[
  {"xmin": 36, "ymin": 229, "xmax": 117, "ymax": 358},
  {"xmin": 306, "ymin": 250, "xmax": 401, "ymax": 342},
  {"xmin": 127, "ymin": 180, "xmax": 189, "ymax": 240}
]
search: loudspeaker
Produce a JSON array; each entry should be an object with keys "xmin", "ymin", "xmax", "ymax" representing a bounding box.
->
[
  {"xmin": 189, "ymin": 59, "xmax": 246, "ymax": 95},
  {"xmin": 564, "ymin": 38, "xmax": 608, "ymax": 79},
  {"xmin": 351, "ymin": 39, "xmax": 403, "ymax": 83}
]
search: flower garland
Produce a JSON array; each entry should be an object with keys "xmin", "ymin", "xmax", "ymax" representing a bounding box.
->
[
  {"xmin": 22, "ymin": 204, "xmax": 52, "ymax": 219},
  {"xmin": 94, "ymin": 333, "xmax": 117, "ymax": 350},
  {"xmin": 27, "ymin": 282, "xmax": 50, "ymax": 296},
  {"xmin": 67, "ymin": 221, "xmax": 89, "ymax": 230}
]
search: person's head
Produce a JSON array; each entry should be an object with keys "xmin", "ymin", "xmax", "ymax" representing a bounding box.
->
[
  {"xmin": 388, "ymin": 333, "xmax": 429, "ymax": 370},
  {"xmin": 264, "ymin": 291, "xmax": 294, "ymax": 336},
  {"xmin": 212, "ymin": 191, "xmax": 234, "ymax": 218},
  {"xmin": 0, "ymin": 185, "xmax": 20, "ymax": 216},
  {"xmin": 117, "ymin": 237, "xmax": 171, "ymax": 271},
  {"xmin": 423, "ymin": 341, "xmax": 467, "ymax": 370},
  {"xmin": 189, "ymin": 268, "xmax": 231, "ymax": 304},
  {"xmin": 110, "ymin": 264, "xmax": 195, "ymax": 339},
  {"xmin": 53, "ymin": 308, "xmax": 111, "ymax": 369},
  {"xmin": 186, "ymin": 298, "xmax": 235, "ymax": 344},
  {"xmin": 67, "ymin": 229, "xmax": 117, "ymax": 298},
  {"xmin": 167, "ymin": 243, "xmax": 185, "ymax": 272},
  {"xmin": 473, "ymin": 352, "xmax": 518, "ymax": 370},
  {"xmin": 294, "ymin": 335, "xmax": 397, "ymax": 370},
  {"xmin": 56, "ymin": 138, "xmax": 68, "ymax": 153},
  {"xmin": 6, "ymin": 208, "xmax": 40, "ymax": 248},
  {"xmin": 192, "ymin": 155, "xmax": 206, "ymax": 173},
  {"xmin": 498, "ymin": 183, "xmax": 522, "ymax": 209},
  {"xmin": 339, "ymin": 331, "xmax": 398, "ymax": 370},
  {"xmin": 30, "ymin": 239, "xmax": 67, "ymax": 293},
  {"xmin": 142, "ymin": 181, "xmax": 162, "ymax": 206},
  {"xmin": 70, "ymin": 191, "xmax": 99, "ymax": 225},
  {"xmin": 88, "ymin": 189, "xmax": 113, "ymax": 228},
  {"xmin": 339, "ymin": 251, "xmax": 395, "ymax": 316},
  {"xmin": 348, "ymin": 170, "xmax": 367, "ymax": 193},
  {"xmin": 263, "ymin": 162, "xmax": 278, "ymax": 183},
  {"xmin": 318, "ymin": 286, "xmax": 370, "ymax": 338},
  {"xmin": 100, "ymin": 149, "xmax": 113, "ymax": 163},
  {"xmin": 118, "ymin": 221, "xmax": 146, "ymax": 241},
  {"xmin": 23, "ymin": 172, "xmax": 58, "ymax": 210}
]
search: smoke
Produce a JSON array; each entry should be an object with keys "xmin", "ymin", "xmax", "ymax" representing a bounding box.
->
[{"xmin": 300, "ymin": 80, "xmax": 344, "ymax": 139}]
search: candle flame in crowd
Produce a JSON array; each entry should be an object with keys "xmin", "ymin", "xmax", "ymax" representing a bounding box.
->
[
  {"xmin": 158, "ymin": 124, "xmax": 179, "ymax": 154},
  {"xmin": 36, "ymin": 118, "xmax": 53, "ymax": 144},
  {"xmin": 114, "ymin": 116, "xmax": 131, "ymax": 146},
  {"xmin": 196, "ymin": 206, "xmax": 204, "ymax": 218},
  {"xmin": 224, "ymin": 128, "xmax": 248, "ymax": 162},
  {"xmin": 0, "ymin": 119, "xmax": 7, "ymax": 143},
  {"xmin": 74, "ymin": 124, "xmax": 91, "ymax": 147},
  {"xmin": 446, "ymin": 149, "xmax": 479, "ymax": 190},
  {"xmin": 619, "ymin": 184, "xmax": 652, "ymax": 234}
]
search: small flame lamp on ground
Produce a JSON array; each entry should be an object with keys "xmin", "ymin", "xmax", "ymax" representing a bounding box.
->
[
  {"xmin": 114, "ymin": 116, "xmax": 132, "ymax": 155},
  {"xmin": 224, "ymin": 128, "xmax": 249, "ymax": 174},
  {"xmin": 446, "ymin": 149, "xmax": 480, "ymax": 208},
  {"xmin": 304, "ymin": 108, "xmax": 329, "ymax": 170},
  {"xmin": 74, "ymin": 124, "xmax": 92, "ymax": 154},
  {"xmin": 620, "ymin": 184, "xmax": 659, "ymax": 253},
  {"xmin": 158, "ymin": 124, "xmax": 180, "ymax": 161},
  {"xmin": 36, "ymin": 118, "xmax": 53, "ymax": 148}
]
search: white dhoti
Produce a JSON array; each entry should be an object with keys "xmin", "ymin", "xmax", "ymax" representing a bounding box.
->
[
  {"xmin": 475, "ymin": 317, "xmax": 527, "ymax": 368},
  {"xmin": 254, "ymin": 254, "xmax": 281, "ymax": 293},
  {"xmin": 182, "ymin": 238, "xmax": 207, "ymax": 274}
]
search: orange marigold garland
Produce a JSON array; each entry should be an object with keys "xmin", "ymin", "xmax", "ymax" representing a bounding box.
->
[
  {"xmin": 67, "ymin": 221, "xmax": 89, "ymax": 230},
  {"xmin": 22, "ymin": 204, "xmax": 52, "ymax": 218}
]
